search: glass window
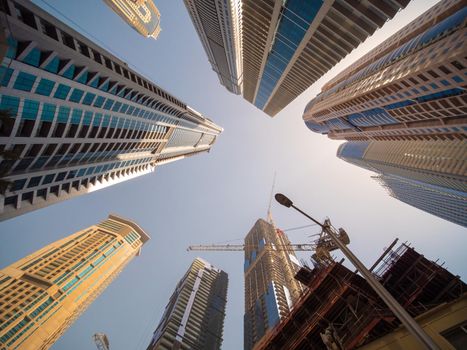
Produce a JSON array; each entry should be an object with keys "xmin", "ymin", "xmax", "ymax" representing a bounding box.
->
[
  {"xmin": 35, "ymin": 78, "xmax": 55, "ymax": 96},
  {"xmin": 93, "ymin": 95, "xmax": 105, "ymax": 108},
  {"xmin": 82, "ymin": 92, "xmax": 95, "ymax": 105},
  {"xmin": 21, "ymin": 48, "xmax": 41, "ymax": 67},
  {"xmin": 42, "ymin": 174, "xmax": 55, "ymax": 185},
  {"xmin": 55, "ymin": 172, "xmax": 67, "ymax": 181},
  {"xmin": 56, "ymin": 106, "xmax": 70, "ymax": 123},
  {"xmin": 61, "ymin": 64, "xmax": 75, "ymax": 79},
  {"xmin": 27, "ymin": 176, "xmax": 42, "ymax": 188},
  {"xmin": 41, "ymin": 103, "xmax": 56, "ymax": 121},
  {"xmin": 44, "ymin": 56, "xmax": 60, "ymax": 73},
  {"xmin": 54, "ymin": 84, "xmax": 71, "ymax": 100},
  {"xmin": 22, "ymin": 99, "xmax": 39, "ymax": 120},
  {"xmin": 0, "ymin": 67, "xmax": 14, "ymax": 86},
  {"xmin": 103, "ymin": 98, "xmax": 114, "ymax": 110},
  {"xmin": 11, "ymin": 179, "xmax": 27, "ymax": 191},
  {"xmin": 13, "ymin": 71, "xmax": 36, "ymax": 91},
  {"xmin": 0, "ymin": 95, "xmax": 20, "ymax": 115},
  {"xmin": 69, "ymin": 88, "xmax": 84, "ymax": 103}
]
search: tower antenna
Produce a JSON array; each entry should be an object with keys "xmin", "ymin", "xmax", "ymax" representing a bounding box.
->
[{"xmin": 267, "ymin": 172, "xmax": 277, "ymax": 224}]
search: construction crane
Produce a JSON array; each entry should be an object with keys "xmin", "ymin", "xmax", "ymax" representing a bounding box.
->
[
  {"xmin": 187, "ymin": 219, "xmax": 350, "ymax": 264},
  {"xmin": 93, "ymin": 333, "xmax": 110, "ymax": 350}
]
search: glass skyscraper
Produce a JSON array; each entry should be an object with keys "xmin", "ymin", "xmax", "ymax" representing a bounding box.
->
[
  {"xmin": 0, "ymin": 214, "xmax": 150, "ymax": 350},
  {"xmin": 244, "ymin": 219, "xmax": 304, "ymax": 350},
  {"xmin": 103, "ymin": 0, "xmax": 162, "ymax": 39},
  {"xmin": 146, "ymin": 258, "xmax": 228, "ymax": 350},
  {"xmin": 185, "ymin": 0, "xmax": 409, "ymax": 116},
  {"xmin": 303, "ymin": 0, "xmax": 466, "ymax": 141},
  {"xmin": 0, "ymin": 0, "xmax": 222, "ymax": 221},
  {"xmin": 338, "ymin": 140, "xmax": 467, "ymax": 227}
]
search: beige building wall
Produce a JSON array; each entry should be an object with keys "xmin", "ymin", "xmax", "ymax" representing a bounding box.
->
[
  {"xmin": 0, "ymin": 215, "xmax": 150, "ymax": 350},
  {"xmin": 358, "ymin": 293, "xmax": 467, "ymax": 350}
]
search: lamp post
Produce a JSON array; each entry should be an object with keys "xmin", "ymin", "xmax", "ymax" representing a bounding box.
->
[{"xmin": 274, "ymin": 193, "xmax": 439, "ymax": 350}]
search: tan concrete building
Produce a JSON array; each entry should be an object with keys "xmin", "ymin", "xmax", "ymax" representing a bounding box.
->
[
  {"xmin": 103, "ymin": 0, "xmax": 161, "ymax": 39},
  {"xmin": 0, "ymin": 214, "xmax": 150, "ymax": 350},
  {"xmin": 244, "ymin": 219, "xmax": 304, "ymax": 350},
  {"xmin": 358, "ymin": 293, "xmax": 467, "ymax": 350},
  {"xmin": 303, "ymin": 0, "xmax": 467, "ymax": 141}
]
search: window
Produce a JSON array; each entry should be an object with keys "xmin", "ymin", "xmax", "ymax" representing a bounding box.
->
[
  {"xmin": 54, "ymin": 84, "xmax": 71, "ymax": 100},
  {"xmin": 22, "ymin": 191, "xmax": 34, "ymax": 203},
  {"xmin": 22, "ymin": 99, "xmax": 39, "ymax": 120},
  {"xmin": 82, "ymin": 92, "xmax": 95, "ymax": 105},
  {"xmin": 37, "ymin": 188, "xmax": 47, "ymax": 199},
  {"xmin": 4, "ymin": 195, "xmax": 17, "ymax": 206},
  {"xmin": 60, "ymin": 31, "xmax": 75, "ymax": 49},
  {"xmin": 13, "ymin": 72, "xmax": 36, "ymax": 91},
  {"xmin": 42, "ymin": 174, "xmax": 55, "ymax": 185},
  {"xmin": 27, "ymin": 176, "xmax": 41, "ymax": 188},
  {"xmin": 35, "ymin": 78, "xmax": 55, "ymax": 96},
  {"xmin": 93, "ymin": 96, "xmax": 105, "ymax": 108},
  {"xmin": 11, "ymin": 179, "xmax": 27, "ymax": 191},
  {"xmin": 40, "ymin": 19, "xmax": 58, "ymax": 40},
  {"xmin": 55, "ymin": 172, "xmax": 67, "ymax": 181},
  {"xmin": 15, "ymin": 4, "xmax": 37, "ymax": 29},
  {"xmin": 441, "ymin": 322, "xmax": 467, "ymax": 349},
  {"xmin": 69, "ymin": 88, "xmax": 84, "ymax": 103},
  {"xmin": 0, "ymin": 66, "xmax": 13, "ymax": 86}
]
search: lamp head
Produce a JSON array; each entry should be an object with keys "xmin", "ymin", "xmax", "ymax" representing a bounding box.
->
[{"xmin": 275, "ymin": 193, "xmax": 293, "ymax": 208}]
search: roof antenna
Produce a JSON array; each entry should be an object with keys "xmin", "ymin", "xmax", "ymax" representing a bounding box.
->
[{"xmin": 267, "ymin": 172, "xmax": 277, "ymax": 225}]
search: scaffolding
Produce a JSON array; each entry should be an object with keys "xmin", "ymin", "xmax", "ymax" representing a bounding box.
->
[{"xmin": 253, "ymin": 242, "xmax": 466, "ymax": 350}]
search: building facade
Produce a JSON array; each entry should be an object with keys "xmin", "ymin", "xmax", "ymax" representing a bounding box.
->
[
  {"xmin": 337, "ymin": 140, "xmax": 467, "ymax": 227},
  {"xmin": 184, "ymin": 0, "xmax": 243, "ymax": 94},
  {"xmin": 0, "ymin": 0, "xmax": 222, "ymax": 221},
  {"xmin": 244, "ymin": 218, "xmax": 304, "ymax": 350},
  {"xmin": 103, "ymin": 0, "xmax": 161, "ymax": 39},
  {"xmin": 0, "ymin": 214, "xmax": 150, "ymax": 350},
  {"xmin": 186, "ymin": 0, "xmax": 409, "ymax": 116},
  {"xmin": 303, "ymin": 0, "xmax": 467, "ymax": 141},
  {"xmin": 146, "ymin": 258, "xmax": 228, "ymax": 350}
]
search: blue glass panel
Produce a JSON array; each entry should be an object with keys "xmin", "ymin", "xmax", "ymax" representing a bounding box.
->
[
  {"xmin": 99, "ymin": 80, "xmax": 109, "ymax": 92},
  {"xmin": 254, "ymin": 0, "xmax": 323, "ymax": 108},
  {"xmin": 103, "ymin": 98, "xmax": 114, "ymax": 110},
  {"xmin": 54, "ymin": 84, "xmax": 71, "ymax": 100},
  {"xmin": 21, "ymin": 48, "xmax": 41, "ymax": 67},
  {"xmin": 0, "ymin": 67, "xmax": 14, "ymax": 86},
  {"xmin": 93, "ymin": 95, "xmax": 105, "ymax": 108},
  {"xmin": 41, "ymin": 103, "xmax": 56, "ymax": 121},
  {"xmin": 419, "ymin": 8, "xmax": 467, "ymax": 46},
  {"xmin": 93, "ymin": 113, "xmax": 102, "ymax": 126},
  {"xmin": 6, "ymin": 37, "xmax": 17, "ymax": 59},
  {"xmin": 35, "ymin": 78, "xmax": 55, "ymax": 96},
  {"xmin": 56, "ymin": 172, "xmax": 67, "ymax": 181},
  {"xmin": 102, "ymin": 114, "xmax": 110, "ymax": 127},
  {"xmin": 88, "ymin": 75, "xmax": 99, "ymax": 88},
  {"xmin": 22, "ymin": 99, "xmax": 39, "ymax": 120},
  {"xmin": 76, "ymin": 71, "xmax": 88, "ymax": 84},
  {"xmin": 82, "ymin": 92, "xmax": 96, "ymax": 105},
  {"xmin": 56, "ymin": 106, "xmax": 70, "ymax": 123},
  {"xmin": 304, "ymin": 120, "xmax": 329, "ymax": 134},
  {"xmin": 0, "ymin": 95, "xmax": 20, "ymax": 115},
  {"xmin": 69, "ymin": 88, "xmax": 84, "ymax": 103},
  {"xmin": 42, "ymin": 174, "xmax": 55, "ymax": 184},
  {"xmin": 82, "ymin": 111, "xmax": 93, "ymax": 125},
  {"xmin": 44, "ymin": 56, "xmax": 60, "ymax": 73},
  {"xmin": 337, "ymin": 141, "xmax": 370, "ymax": 159},
  {"xmin": 61, "ymin": 64, "xmax": 75, "ymax": 79},
  {"xmin": 13, "ymin": 72, "xmax": 36, "ymax": 92},
  {"xmin": 265, "ymin": 283, "xmax": 280, "ymax": 328},
  {"xmin": 71, "ymin": 109, "xmax": 83, "ymax": 124},
  {"xmin": 27, "ymin": 176, "xmax": 42, "ymax": 188},
  {"xmin": 416, "ymin": 88, "xmax": 464, "ymax": 103}
]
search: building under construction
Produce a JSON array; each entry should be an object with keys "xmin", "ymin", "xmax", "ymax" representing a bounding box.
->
[{"xmin": 253, "ymin": 242, "xmax": 466, "ymax": 350}]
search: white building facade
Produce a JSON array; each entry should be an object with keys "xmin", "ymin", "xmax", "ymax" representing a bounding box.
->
[{"xmin": 0, "ymin": 0, "xmax": 222, "ymax": 221}]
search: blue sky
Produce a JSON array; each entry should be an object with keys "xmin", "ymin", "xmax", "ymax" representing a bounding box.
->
[{"xmin": 1, "ymin": 0, "xmax": 466, "ymax": 349}]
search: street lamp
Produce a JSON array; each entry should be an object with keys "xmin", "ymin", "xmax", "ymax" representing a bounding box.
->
[{"xmin": 275, "ymin": 193, "xmax": 439, "ymax": 350}]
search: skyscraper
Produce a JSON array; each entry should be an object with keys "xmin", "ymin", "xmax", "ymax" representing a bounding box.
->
[
  {"xmin": 147, "ymin": 258, "xmax": 228, "ymax": 350},
  {"xmin": 103, "ymin": 0, "xmax": 161, "ymax": 39},
  {"xmin": 244, "ymin": 218, "xmax": 304, "ymax": 350},
  {"xmin": 185, "ymin": 0, "xmax": 409, "ymax": 116},
  {"xmin": 303, "ymin": 0, "xmax": 467, "ymax": 141},
  {"xmin": 338, "ymin": 140, "xmax": 467, "ymax": 227},
  {"xmin": 183, "ymin": 0, "xmax": 243, "ymax": 94},
  {"xmin": 0, "ymin": 0, "xmax": 222, "ymax": 221},
  {"xmin": 0, "ymin": 214, "xmax": 150, "ymax": 350}
]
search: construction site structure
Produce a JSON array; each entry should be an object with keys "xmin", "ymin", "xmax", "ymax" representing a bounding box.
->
[
  {"xmin": 93, "ymin": 333, "xmax": 110, "ymax": 350},
  {"xmin": 252, "ymin": 242, "xmax": 466, "ymax": 350}
]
